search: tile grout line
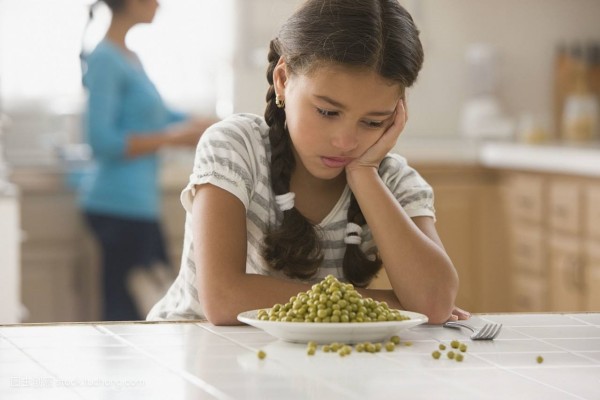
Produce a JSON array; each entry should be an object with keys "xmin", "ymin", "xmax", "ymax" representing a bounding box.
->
[
  {"xmin": 94, "ymin": 325, "xmax": 234, "ymax": 400},
  {"xmin": 414, "ymin": 324, "xmax": 589, "ymax": 399},
  {"xmin": 195, "ymin": 323, "xmax": 365, "ymax": 400},
  {"xmin": 0, "ymin": 329, "xmax": 86, "ymax": 399},
  {"xmin": 465, "ymin": 324, "xmax": 594, "ymax": 400}
]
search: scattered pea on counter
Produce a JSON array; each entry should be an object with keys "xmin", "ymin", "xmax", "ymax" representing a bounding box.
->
[
  {"xmin": 537, "ymin": 355, "xmax": 544, "ymax": 364},
  {"xmin": 257, "ymin": 350, "xmax": 267, "ymax": 360},
  {"xmin": 432, "ymin": 340, "xmax": 468, "ymax": 362}
]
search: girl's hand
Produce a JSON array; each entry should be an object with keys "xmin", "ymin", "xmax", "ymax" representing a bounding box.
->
[
  {"xmin": 346, "ymin": 98, "xmax": 407, "ymax": 172},
  {"xmin": 447, "ymin": 306, "xmax": 471, "ymax": 322}
]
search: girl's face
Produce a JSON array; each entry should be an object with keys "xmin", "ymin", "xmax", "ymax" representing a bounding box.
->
[{"xmin": 274, "ymin": 61, "xmax": 403, "ymax": 182}]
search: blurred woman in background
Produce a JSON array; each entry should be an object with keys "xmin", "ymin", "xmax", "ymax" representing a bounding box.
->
[{"xmin": 80, "ymin": 0, "xmax": 214, "ymax": 321}]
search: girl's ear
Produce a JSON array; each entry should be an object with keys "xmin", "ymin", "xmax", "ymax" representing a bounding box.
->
[{"xmin": 273, "ymin": 57, "xmax": 288, "ymax": 97}]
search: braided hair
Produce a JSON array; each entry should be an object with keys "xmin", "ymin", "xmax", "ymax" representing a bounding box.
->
[{"xmin": 262, "ymin": 0, "xmax": 424, "ymax": 287}]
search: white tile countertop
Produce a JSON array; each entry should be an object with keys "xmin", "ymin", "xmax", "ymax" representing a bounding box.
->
[{"xmin": 1, "ymin": 313, "xmax": 599, "ymax": 399}]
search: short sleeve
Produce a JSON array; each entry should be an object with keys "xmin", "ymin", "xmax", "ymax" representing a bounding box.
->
[
  {"xmin": 378, "ymin": 153, "xmax": 436, "ymax": 220},
  {"xmin": 180, "ymin": 116, "xmax": 260, "ymax": 213}
]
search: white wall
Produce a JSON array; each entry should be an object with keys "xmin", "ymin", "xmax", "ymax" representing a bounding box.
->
[{"xmin": 233, "ymin": 0, "xmax": 600, "ymax": 137}]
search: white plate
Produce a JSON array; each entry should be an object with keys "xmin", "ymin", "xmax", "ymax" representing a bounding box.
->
[{"xmin": 237, "ymin": 309, "xmax": 428, "ymax": 344}]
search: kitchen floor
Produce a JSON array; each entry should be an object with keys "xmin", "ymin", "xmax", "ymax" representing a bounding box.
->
[{"xmin": 1, "ymin": 313, "xmax": 599, "ymax": 399}]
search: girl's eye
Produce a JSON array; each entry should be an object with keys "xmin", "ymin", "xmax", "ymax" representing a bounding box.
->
[
  {"xmin": 364, "ymin": 120, "xmax": 385, "ymax": 128},
  {"xmin": 316, "ymin": 108, "xmax": 339, "ymax": 118}
]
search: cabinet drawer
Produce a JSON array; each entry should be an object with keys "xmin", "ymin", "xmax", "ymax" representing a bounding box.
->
[
  {"xmin": 586, "ymin": 185, "xmax": 600, "ymax": 240},
  {"xmin": 512, "ymin": 273, "xmax": 546, "ymax": 312},
  {"xmin": 510, "ymin": 225, "xmax": 545, "ymax": 276},
  {"xmin": 549, "ymin": 181, "xmax": 581, "ymax": 235},
  {"xmin": 549, "ymin": 234, "xmax": 585, "ymax": 311},
  {"xmin": 585, "ymin": 240, "xmax": 600, "ymax": 311},
  {"xmin": 504, "ymin": 174, "xmax": 545, "ymax": 223}
]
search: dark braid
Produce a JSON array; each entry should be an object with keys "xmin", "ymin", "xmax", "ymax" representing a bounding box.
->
[
  {"xmin": 342, "ymin": 195, "xmax": 382, "ymax": 287},
  {"xmin": 262, "ymin": 0, "xmax": 423, "ymax": 286},
  {"xmin": 262, "ymin": 40, "xmax": 323, "ymax": 279}
]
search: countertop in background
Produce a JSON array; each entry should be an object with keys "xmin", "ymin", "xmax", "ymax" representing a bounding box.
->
[{"xmin": 8, "ymin": 139, "xmax": 600, "ymax": 193}]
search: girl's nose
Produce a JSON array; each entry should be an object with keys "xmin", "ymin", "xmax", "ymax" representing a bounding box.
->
[{"xmin": 330, "ymin": 128, "xmax": 358, "ymax": 152}]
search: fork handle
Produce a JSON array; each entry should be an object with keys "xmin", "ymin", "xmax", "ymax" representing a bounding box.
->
[{"xmin": 443, "ymin": 321, "xmax": 476, "ymax": 333}]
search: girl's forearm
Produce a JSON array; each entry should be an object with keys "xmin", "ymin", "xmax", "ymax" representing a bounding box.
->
[
  {"xmin": 346, "ymin": 167, "xmax": 458, "ymax": 323},
  {"xmin": 198, "ymin": 273, "xmax": 313, "ymax": 325}
]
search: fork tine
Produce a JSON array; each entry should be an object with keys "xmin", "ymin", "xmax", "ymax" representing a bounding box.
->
[
  {"xmin": 473, "ymin": 323, "xmax": 493, "ymax": 340},
  {"xmin": 483, "ymin": 323, "xmax": 497, "ymax": 339},
  {"xmin": 480, "ymin": 323, "xmax": 501, "ymax": 340},
  {"xmin": 489, "ymin": 323, "xmax": 502, "ymax": 339}
]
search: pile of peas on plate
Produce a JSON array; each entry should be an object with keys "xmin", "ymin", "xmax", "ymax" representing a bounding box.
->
[{"xmin": 257, "ymin": 275, "xmax": 410, "ymax": 323}]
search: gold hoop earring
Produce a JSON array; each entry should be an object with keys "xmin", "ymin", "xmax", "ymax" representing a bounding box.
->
[{"xmin": 275, "ymin": 95, "xmax": 285, "ymax": 109}]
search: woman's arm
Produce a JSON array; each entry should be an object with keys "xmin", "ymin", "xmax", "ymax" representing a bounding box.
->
[
  {"xmin": 125, "ymin": 118, "xmax": 217, "ymax": 158},
  {"xmin": 192, "ymin": 183, "xmax": 312, "ymax": 325}
]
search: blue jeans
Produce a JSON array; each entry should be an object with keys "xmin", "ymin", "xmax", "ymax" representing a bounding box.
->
[{"xmin": 84, "ymin": 212, "xmax": 169, "ymax": 321}]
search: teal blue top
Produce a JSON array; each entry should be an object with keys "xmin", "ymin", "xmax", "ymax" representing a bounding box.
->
[{"xmin": 80, "ymin": 40, "xmax": 187, "ymax": 220}]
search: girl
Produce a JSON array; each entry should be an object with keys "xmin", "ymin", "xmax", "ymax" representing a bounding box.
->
[{"xmin": 148, "ymin": 0, "xmax": 466, "ymax": 325}]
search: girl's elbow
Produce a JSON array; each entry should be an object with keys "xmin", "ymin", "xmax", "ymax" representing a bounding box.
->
[
  {"xmin": 425, "ymin": 306, "xmax": 454, "ymax": 325},
  {"xmin": 425, "ymin": 284, "xmax": 458, "ymax": 324},
  {"xmin": 201, "ymin": 292, "xmax": 241, "ymax": 326}
]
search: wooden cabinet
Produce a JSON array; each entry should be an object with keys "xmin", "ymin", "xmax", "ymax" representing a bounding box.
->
[
  {"xmin": 586, "ymin": 240, "xmax": 600, "ymax": 310},
  {"xmin": 14, "ymin": 170, "xmax": 101, "ymax": 323},
  {"xmin": 14, "ymin": 168, "xmax": 186, "ymax": 323},
  {"xmin": 549, "ymin": 234, "xmax": 585, "ymax": 311},
  {"xmin": 502, "ymin": 171, "xmax": 600, "ymax": 312},
  {"xmin": 412, "ymin": 164, "xmax": 509, "ymax": 313},
  {"xmin": 503, "ymin": 173, "xmax": 548, "ymax": 311},
  {"xmin": 367, "ymin": 163, "xmax": 510, "ymax": 313}
]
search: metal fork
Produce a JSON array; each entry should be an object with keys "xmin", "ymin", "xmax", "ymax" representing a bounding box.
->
[{"xmin": 443, "ymin": 321, "xmax": 502, "ymax": 340}]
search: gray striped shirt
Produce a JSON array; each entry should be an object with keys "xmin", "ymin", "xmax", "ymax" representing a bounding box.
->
[{"xmin": 147, "ymin": 113, "xmax": 435, "ymax": 320}]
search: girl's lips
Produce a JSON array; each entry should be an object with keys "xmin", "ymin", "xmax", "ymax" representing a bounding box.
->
[{"xmin": 321, "ymin": 156, "xmax": 352, "ymax": 168}]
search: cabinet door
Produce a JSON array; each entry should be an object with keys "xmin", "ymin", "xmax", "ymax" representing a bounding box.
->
[
  {"xmin": 504, "ymin": 174, "xmax": 545, "ymax": 223},
  {"xmin": 510, "ymin": 224, "xmax": 545, "ymax": 276},
  {"xmin": 585, "ymin": 240, "xmax": 600, "ymax": 311},
  {"xmin": 432, "ymin": 184, "xmax": 479, "ymax": 310},
  {"xmin": 21, "ymin": 249, "xmax": 79, "ymax": 322},
  {"xmin": 585, "ymin": 184, "xmax": 600, "ymax": 241},
  {"xmin": 512, "ymin": 273, "xmax": 547, "ymax": 312},
  {"xmin": 549, "ymin": 180, "xmax": 581, "ymax": 235},
  {"xmin": 549, "ymin": 234, "xmax": 585, "ymax": 311}
]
